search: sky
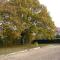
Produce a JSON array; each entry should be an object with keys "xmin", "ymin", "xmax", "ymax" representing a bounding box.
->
[{"xmin": 39, "ymin": 0, "xmax": 60, "ymax": 27}]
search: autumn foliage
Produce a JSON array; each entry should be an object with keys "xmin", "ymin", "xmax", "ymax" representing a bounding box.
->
[{"xmin": 0, "ymin": 0, "xmax": 56, "ymax": 46}]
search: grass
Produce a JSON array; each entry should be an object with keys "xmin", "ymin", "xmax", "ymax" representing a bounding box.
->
[{"xmin": 0, "ymin": 44, "xmax": 48, "ymax": 55}]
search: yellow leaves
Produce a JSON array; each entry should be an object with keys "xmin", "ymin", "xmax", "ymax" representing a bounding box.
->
[
  {"xmin": 11, "ymin": 31, "xmax": 20, "ymax": 39},
  {"xmin": 0, "ymin": 0, "xmax": 56, "ymax": 45}
]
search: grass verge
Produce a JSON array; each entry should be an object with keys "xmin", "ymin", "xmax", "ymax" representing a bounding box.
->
[{"xmin": 0, "ymin": 44, "xmax": 48, "ymax": 55}]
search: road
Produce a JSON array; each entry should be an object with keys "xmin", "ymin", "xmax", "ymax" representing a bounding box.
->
[{"xmin": 0, "ymin": 45, "xmax": 60, "ymax": 60}]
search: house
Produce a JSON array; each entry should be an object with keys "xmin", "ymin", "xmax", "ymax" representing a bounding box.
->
[{"xmin": 56, "ymin": 27, "xmax": 60, "ymax": 35}]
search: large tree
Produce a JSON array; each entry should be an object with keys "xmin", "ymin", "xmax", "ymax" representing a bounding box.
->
[{"xmin": 0, "ymin": 0, "xmax": 56, "ymax": 45}]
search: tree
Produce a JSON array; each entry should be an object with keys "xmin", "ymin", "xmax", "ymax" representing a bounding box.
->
[
  {"xmin": 0, "ymin": 0, "xmax": 56, "ymax": 45},
  {"xmin": 35, "ymin": 5, "xmax": 56, "ymax": 40}
]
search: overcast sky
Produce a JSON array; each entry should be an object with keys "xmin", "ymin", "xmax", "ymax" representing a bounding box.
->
[{"xmin": 39, "ymin": 0, "xmax": 60, "ymax": 27}]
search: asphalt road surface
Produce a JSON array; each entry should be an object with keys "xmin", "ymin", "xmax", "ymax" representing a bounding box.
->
[{"xmin": 0, "ymin": 44, "xmax": 60, "ymax": 60}]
